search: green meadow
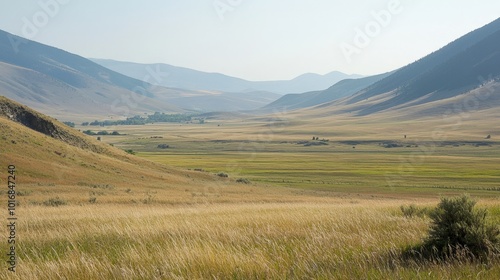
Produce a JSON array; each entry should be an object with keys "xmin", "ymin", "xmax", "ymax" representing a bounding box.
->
[{"xmin": 105, "ymin": 121, "xmax": 500, "ymax": 198}]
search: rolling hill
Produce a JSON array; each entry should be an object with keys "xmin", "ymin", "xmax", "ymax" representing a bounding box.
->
[
  {"xmin": 0, "ymin": 96, "xmax": 230, "ymax": 202},
  {"xmin": 91, "ymin": 59, "xmax": 363, "ymax": 94}
]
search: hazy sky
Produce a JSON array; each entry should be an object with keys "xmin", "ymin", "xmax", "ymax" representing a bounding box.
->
[{"xmin": 1, "ymin": 0, "xmax": 499, "ymax": 81}]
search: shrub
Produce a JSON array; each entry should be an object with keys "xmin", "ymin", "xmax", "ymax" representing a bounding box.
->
[
  {"xmin": 236, "ymin": 178, "xmax": 251, "ymax": 184},
  {"xmin": 83, "ymin": 130, "xmax": 96, "ymax": 135},
  {"xmin": 63, "ymin": 121, "xmax": 75, "ymax": 127},
  {"xmin": 425, "ymin": 195, "xmax": 499, "ymax": 260},
  {"xmin": 125, "ymin": 149, "xmax": 136, "ymax": 155},
  {"xmin": 142, "ymin": 192, "xmax": 156, "ymax": 204},
  {"xmin": 157, "ymin": 144, "xmax": 170, "ymax": 149},
  {"xmin": 43, "ymin": 197, "xmax": 67, "ymax": 207},
  {"xmin": 216, "ymin": 172, "xmax": 229, "ymax": 178}
]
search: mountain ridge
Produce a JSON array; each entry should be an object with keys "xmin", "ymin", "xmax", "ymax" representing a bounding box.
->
[
  {"xmin": 264, "ymin": 72, "xmax": 391, "ymax": 111},
  {"xmin": 346, "ymin": 17, "xmax": 500, "ymax": 109},
  {"xmin": 308, "ymin": 17, "xmax": 500, "ymax": 118},
  {"xmin": 91, "ymin": 58, "xmax": 363, "ymax": 94},
  {"xmin": 0, "ymin": 29, "xmax": 185, "ymax": 120}
]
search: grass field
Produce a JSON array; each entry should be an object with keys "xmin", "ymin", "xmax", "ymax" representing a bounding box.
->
[
  {"xmin": 104, "ymin": 119, "xmax": 500, "ymax": 198},
  {"xmin": 1, "ymin": 201, "xmax": 499, "ymax": 279},
  {"xmin": 2, "ymin": 114, "xmax": 500, "ymax": 279}
]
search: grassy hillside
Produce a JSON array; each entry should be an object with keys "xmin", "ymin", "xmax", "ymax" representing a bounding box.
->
[{"xmin": 0, "ymin": 96, "xmax": 281, "ymax": 206}]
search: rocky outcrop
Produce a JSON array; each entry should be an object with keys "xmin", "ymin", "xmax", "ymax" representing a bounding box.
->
[{"xmin": 0, "ymin": 96, "xmax": 105, "ymax": 154}]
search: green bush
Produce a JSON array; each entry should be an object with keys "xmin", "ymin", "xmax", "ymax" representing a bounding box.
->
[
  {"xmin": 43, "ymin": 197, "xmax": 67, "ymax": 207},
  {"xmin": 216, "ymin": 172, "xmax": 229, "ymax": 178},
  {"xmin": 83, "ymin": 130, "xmax": 96, "ymax": 135},
  {"xmin": 124, "ymin": 149, "xmax": 136, "ymax": 155},
  {"xmin": 425, "ymin": 195, "xmax": 499, "ymax": 259},
  {"xmin": 236, "ymin": 178, "xmax": 251, "ymax": 184},
  {"xmin": 63, "ymin": 121, "xmax": 75, "ymax": 127}
]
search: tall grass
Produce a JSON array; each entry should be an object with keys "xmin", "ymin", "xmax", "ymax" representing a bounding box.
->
[{"xmin": 2, "ymin": 201, "xmax": 498, "ymax": 279}]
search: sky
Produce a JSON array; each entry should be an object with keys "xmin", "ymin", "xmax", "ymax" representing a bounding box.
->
[{"xmin": 0, "ymin": 0, "xmax": 499, "ymax": 81}]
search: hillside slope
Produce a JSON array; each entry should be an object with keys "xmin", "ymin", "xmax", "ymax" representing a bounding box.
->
[
  {"xmin": 0, "ymin": 96, "xmax": 227, "ymax": 203},
  {"xmin": 264, "ymin": 72, "xmax": 390, "ymax": 111},
  {"xmin": 0, "ymin": 30, "xmax": 182, "ymax": 120},
  {"xmin": 337, "ymin": 17, "xmax": 500, "ymax": 116}
]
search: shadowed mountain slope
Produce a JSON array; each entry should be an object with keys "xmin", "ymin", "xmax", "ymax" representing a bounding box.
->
[
  {"xmin": 0, "ymin": 30, "xmax": 182, "ymax": 120},
  {"xmin": 341, "ymin": 18, "xmax": 500, "ymax": 115},
  {"xmin": 264, "ymin": 72, "xmax": 390, "ymax": 111}
]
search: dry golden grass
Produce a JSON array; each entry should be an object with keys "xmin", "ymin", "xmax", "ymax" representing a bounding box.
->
[{"xmin": 0, "ymin": 200, "xmax": 498, "ymax": 279}]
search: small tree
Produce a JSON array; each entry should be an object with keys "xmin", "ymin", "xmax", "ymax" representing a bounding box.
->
[{"xmin": 425, "ymin": 194, "xmax": 499, "ymax": 259}]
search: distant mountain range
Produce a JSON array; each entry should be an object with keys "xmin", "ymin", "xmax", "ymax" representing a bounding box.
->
[
  {"xmin": 264, "ymin": 72, "xmax": 391, "ymax": 111},
  {"xmin": 2, "ymin": 16, "xmax": 499, "ymax": 121},
  {"xmin": 91, "ymin": 59, "xmax": 363, "ymax": 94},
  {"xmin": 0, "ymin": 29, "xmax": 184, "ymax": 120},
  {"xmin": 0, "ymin": 30, "xmax": 283, "ymax": 118}
]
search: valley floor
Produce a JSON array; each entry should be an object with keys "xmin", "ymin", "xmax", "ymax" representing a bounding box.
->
[{"xmin": 2, "ymin": 117, "xmax": 499, "ymax": 279}]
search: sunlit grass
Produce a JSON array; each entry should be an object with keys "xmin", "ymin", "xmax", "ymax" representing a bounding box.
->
[
  {"xmin": 2, "ymin": 116, "xmax": 499, "ymax": 278},
  {"xmin": 1, "ymin": 201, "xmax": 498, "ymax": 279}
]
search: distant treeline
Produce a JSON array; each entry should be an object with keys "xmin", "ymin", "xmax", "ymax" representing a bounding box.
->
[
  {"xmin": 81, "ymin": 112, "xmax": 194, "ymax": 126},
  {"xmin": 83, "ymin": 130, "xmax": 121, "ymax": 136}
]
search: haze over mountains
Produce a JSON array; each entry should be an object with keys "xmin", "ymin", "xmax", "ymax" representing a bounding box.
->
[
  {"xmin": 91, "ymin": 59, "xmax": 363, "ymax": 94},
  {"xmin": 265, "ymin": 15, "xmax": 500, "ymax": 115},
  {"xmin": 0, "ymin": 29, "xmax": 357, "ymax": 118},
  {"xmin": 342, "ymin": 17, "xmax": 500, "ymax": 115},
  {"xmin": 1, "ymin": 17, "xmax": 499, "ymax": 122},
  {"xmin": 309, "ymin": 17, "xmax": 500, "ymax": 118},
  {"xmin": 0, "ymin": 29, "xmax": 184, "ymax": 120},
  {"xmin": 265, "ymin": 72, "xmax": 391, "ymax": 111}
]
